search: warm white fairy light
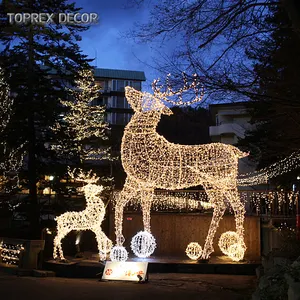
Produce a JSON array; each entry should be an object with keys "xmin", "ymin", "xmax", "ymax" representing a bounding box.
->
[
  {"xmin": 113, "ymin": 86, "xmax": 247, "ymax": 262},
  {"xmin": 152, "ymin": 72, "xmax": 205, "ymax": 106},
  {"xmin": 53, "ymin": 169, "xmax": 112, "ymax": 261},
  {"xmin": 0, "ymin": 241, "xmax": 24, "ymax": 265},
  {"xmin": 185, "ymin": 242, "xmax": 202, "ymax": 260},
  {"xmin": 218, "ymin": 231, "xmax": 246, "ymax": 262},
  {"xmin": 52, "ymin": 69, "xmax": 110, "ymax": 162},
  {"xmin": 0, "ymin": 67, "xmax": 25, "ymax": 192},
  {"xmin": 113, "ymin": 190, "xmax": 213, "ymax": 211},
  {"xmin": 130, "ymin": 231, "xmax": 156, "ymax": 258},
  {"xmin": 238, "ymin": 152, "xmax": 300, "ymax": 186}
]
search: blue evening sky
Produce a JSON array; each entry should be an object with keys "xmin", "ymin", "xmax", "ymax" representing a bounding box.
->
[{"xmin": 76, "ymin": 0, "xmax": 167, "ymax": 92}]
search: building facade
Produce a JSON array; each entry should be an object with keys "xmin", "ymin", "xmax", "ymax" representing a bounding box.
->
[
  {"xmin": 92, "ymin": 68, "xmax": 146, "ymax": 126},
  {"xmin": 209, "ymin": 102, "xmax": 256, "ymax": 175}
]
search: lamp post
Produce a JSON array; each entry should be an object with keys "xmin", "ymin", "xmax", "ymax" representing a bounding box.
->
[{"xmin": 48, "ymin": 176, "xmax": 54, "ymax": 221}]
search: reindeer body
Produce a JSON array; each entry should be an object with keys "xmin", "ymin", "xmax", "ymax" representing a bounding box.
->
[
  {"xmin": 113, "ymin": 87, "xmax": 247, "ymax": 261},
  {"xmin": 122, "ymin": 111, "xmax": 246, "ymax": 190},
  {"xmin": 53, "ymin": 181, "xmax": 112, "ymax": 261}
]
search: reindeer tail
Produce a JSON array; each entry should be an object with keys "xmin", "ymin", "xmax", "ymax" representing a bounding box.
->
[{"xmin": 232, "ymin": 147, "xmax": 249, "ymax": 158}]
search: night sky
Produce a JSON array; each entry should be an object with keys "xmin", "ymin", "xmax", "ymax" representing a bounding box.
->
[{"xmin": 76, "ymin": 0, "xmax": 164, "ymax": 91}]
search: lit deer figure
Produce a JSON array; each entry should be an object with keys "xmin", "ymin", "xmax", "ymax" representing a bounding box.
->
[
  {"xmin": 53, "ymin": 169, "xmax": 112, "ymax": 261},
  {"xmin": 111, "ymin": 84, "xmax": 247, "ymax": 262}
]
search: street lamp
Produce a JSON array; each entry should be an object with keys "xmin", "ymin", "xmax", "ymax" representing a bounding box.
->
[{"xmin": 48, "ymin": 175, "xmax": 54, "ymax": 220}]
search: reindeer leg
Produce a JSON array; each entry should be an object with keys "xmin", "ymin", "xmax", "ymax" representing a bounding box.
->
[
  {"xmin": 94, "ymin": 229, "xmax": 113, "ymax": 261},
  {"xmin": 201, "ymin": 187, "xmax": 226, "ymax": 260},
  {"xmin": 140, "ymin": 189, "xmax": 153, "ymax": 233},
  {"xmin": 223, "ymin": 188, "xmax": 246, "ymax": 261},
  {"xmin": 130, "ymin": 188, "xmax": 156, "ymax": 258},
  {"xmin": 114, "ymin": 178, "xmax": 138, "ymax": 246},
  {"xmin": 53, "ymin": 232, "xmax": 67, "ymax": 261}
]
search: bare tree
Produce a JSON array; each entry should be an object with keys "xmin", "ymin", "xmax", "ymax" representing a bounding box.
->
[{"xmin": 127, "ymin": 0, "xmax": 300, "ymax": 101}]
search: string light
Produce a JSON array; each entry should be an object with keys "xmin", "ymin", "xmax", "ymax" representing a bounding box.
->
[
  {"xmin": 113, "ymin": 86, "xmax": 247, "ymax": 262},
  {"xmin": 112, "ymin": 190, "xmax": 213, "ymax": 211},
  {"xmin": 130, "ymin": 231, "xmax": 156, "ymax": 258},
  {"xmin": 238, "ymin": 152, "xmax": 300, "ymax": 186},
  {"xmin": 0, "ymin": 241, "xmax": 24, "ymax": 265},
  {"xmin": 0, "ymin": 67, "xmax": 25, "ymax": 192},
  {"xmin": 52, "ymin": 69, "xmax": 111, "ymax": 162},
  {"xmin": 185, "ymin": 242, "xmax": 202, "ymax": 260},
  {"xmin": 53, "ymin": 169, "xmax": 112, "ymax": 261}
]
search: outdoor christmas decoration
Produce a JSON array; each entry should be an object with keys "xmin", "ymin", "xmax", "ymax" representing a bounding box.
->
[
  {"xmin": 0, "ymin": 66, "xmax": 25, "ymax": 192},
  {"xmin": 53, "ymin": 169, "xmax": 112, "ymax": 261},
  {"xmin": 110, "ymin": 245, "xmax": 128, "ymax": 262},
  {"xmin": 130, "ymin": 231, "xmax": 157, "ymax": 258},
  {"xmin": 52, "ymin": 69, "xmax": 111, "ymax": 163},
  {"xmin": 185, "ymin": 242, "xmax": 202, "ymax": 260},
  {"xmin": 112, "ymin": 85, "xmax": 247, "ymax": 262},
  {"xmin": 218, "ymin": 231, "xmax": 245, "ymax": 262}
]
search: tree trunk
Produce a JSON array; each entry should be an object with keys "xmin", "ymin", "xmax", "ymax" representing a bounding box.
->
[{"xmin": 27, "ymin": 23, "xmax": 39, "ymax": 239}]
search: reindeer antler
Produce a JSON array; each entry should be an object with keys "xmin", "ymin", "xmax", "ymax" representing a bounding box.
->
[
  {"xmin": 67, "ymin": 167, "xmax": 99, "ymax": 184},
  {"xmin": 152, "ymin": 72, "xmax": 205, "ymax": 106}
]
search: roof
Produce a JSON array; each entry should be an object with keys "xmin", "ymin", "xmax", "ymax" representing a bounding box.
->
[
  {"xmin": 209, "ymin": 101, "xmax": 250, "ymax": 108},
  {"xmin": 94, "ymin": 68, "xmax": 146, "ymax": 81}
]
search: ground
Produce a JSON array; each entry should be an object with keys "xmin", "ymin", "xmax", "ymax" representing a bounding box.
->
[{"xmin": 0, "ymin": 270, "xmax": 256, "ymax": 300}]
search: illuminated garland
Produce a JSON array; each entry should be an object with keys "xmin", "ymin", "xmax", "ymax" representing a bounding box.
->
[
  {"xmin": 112, "ymin": 191, "xmax": 213, "ymax": 211},
  {"xmin": 112, "ymin": 86, "xmax": 247, "ymax": 262},
  {"xmin": 0, "ymin": 241, "xmax": 24, "ymax": 265},
  {"xmin": 113, "ymin": 189, "xmax": 298, "ymax": 216},
  {"xmin": 53, "ymin": 169, "xmax": 112, "ymax": 261},
  {"xmin": 238, "ymin": 152, "xmax": 300, "ymax": 186}
]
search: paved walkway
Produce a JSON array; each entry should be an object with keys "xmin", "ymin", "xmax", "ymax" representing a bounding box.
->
[{"xmin": 0, "ymin": 271, "xmax": 255, "ymax": 300}]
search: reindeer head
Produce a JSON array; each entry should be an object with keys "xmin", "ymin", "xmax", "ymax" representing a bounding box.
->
[
  {"xmin": 125, "ymin": 86, "xmax": 173, "ymax": 116},
  {"xmin": 67, "ymin": 167, "xmax": 103, "ymax": 200},
  {"xmin": 78, "ymin": 183, "xmax": 103, "ymax": 200}
]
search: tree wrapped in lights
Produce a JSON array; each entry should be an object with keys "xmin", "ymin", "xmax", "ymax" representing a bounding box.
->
[
  {"xmin": 53, "ymin": 69, "xmax": 111, "ymax": 164},
  {"xmin": 0, "ymin": 67, "xmax": 24, "ymax": 193},
  {"xmin": 53, "ymin": 169, "xmax": 112, "ymax": 261},
  {"xmin": 111, "ymin": 85, "xmax": 247, "ymax": 262}
]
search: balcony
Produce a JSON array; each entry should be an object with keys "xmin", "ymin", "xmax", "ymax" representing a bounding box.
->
[{"xmin": 209, "ymin": 123, "xmax": 248, "ymax": 139}]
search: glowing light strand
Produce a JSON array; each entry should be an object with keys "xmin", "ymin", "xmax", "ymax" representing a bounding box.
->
[{"xmin": 238, "ymin": 152, "xmax": 300, "ymax": 186}]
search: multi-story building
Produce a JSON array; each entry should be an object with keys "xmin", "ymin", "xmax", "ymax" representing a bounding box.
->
[
  {"xmin": 209, "ymin": 102, "xmax": 255, "ymax": 175},
  {"xmin": 91, "ymin": 68, "xmax": 146, "ymax": 187},
  {"xmin": 92, "ymin": 68, "xmax": 146, "ymax": 126},
  {"xmin": 209, "ymin": 102, "xmax": 252, "ymax": 145}
]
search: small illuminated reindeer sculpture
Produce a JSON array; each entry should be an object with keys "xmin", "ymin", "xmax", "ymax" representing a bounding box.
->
[
  {"xmin": 53, "ymin": 169, "xmax": 112, "ymax": 261},
  {"xmin": 111, "ymin": 79, "xmax": 247, "ymax": 262}
]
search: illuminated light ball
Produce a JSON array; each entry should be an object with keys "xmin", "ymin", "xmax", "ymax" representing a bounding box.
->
[
  {"xmin": 185, "ymin": 242, "xmax": 202, "ymax": 260},
  {"xmin": 130, "ymin": 231, "xmax": 156, "ymax": 258},
  {"xmin": 227, "ymin": 243, "xmax": 246, "ymax": 262},
  {"xmin": 110, "ymin": 246, "xmax": 128, "ymax": 262},
  {"xmin": 218, "ymin": 231, "xmax": 239, "ymax": 256}
]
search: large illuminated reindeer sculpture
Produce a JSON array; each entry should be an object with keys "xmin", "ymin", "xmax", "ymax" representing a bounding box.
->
[
  {"xmin": 53, "ymin": 169, "xmax": 112, "ymax": 261},
  {"xmin": 111, "ymin": 80, "xmax": 247, "ymax": 262}
]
